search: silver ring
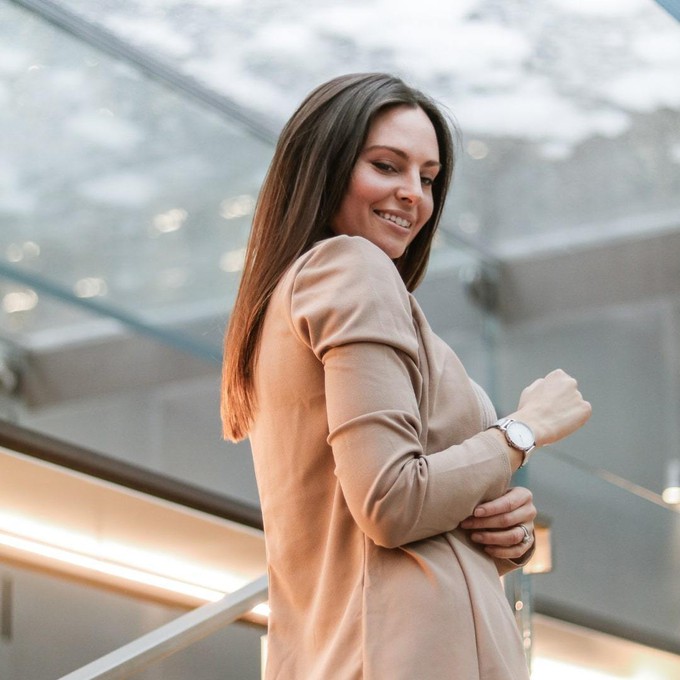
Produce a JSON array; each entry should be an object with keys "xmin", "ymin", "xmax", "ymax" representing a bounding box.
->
[{"xmin": 518, "ymin": 524, "xmax": 532, "ymax": 545}]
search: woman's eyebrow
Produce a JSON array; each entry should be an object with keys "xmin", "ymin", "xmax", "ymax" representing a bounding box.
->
[{"xmin": 363, "ymin": 144, "xmax": 441, "ymax": 168}]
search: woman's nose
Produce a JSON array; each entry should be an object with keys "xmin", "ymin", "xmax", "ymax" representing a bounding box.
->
[{"xmin": 396, "ymin": 173, "xmax": 423, "ymax": 204}]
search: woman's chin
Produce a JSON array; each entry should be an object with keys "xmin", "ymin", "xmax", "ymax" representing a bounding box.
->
[{"xmin": 367, "ymin": 233, "xmax": 410, "ymax": 260}]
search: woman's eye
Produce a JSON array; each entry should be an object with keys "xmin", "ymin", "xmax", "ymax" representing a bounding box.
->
[
  {"xmin": 373, "ymin": 161, "xmax": 396, "ymax": 173},
  {"xmin": 421, "ymin": 176, "xmax": 435, "ymax": 187}
]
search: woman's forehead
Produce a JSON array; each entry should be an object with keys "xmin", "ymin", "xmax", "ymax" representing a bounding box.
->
[{"xmin": 364, "ymin": 106, "xmax": 440, "ymax": 162}]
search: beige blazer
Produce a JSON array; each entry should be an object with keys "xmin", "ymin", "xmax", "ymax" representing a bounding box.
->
[{"xmin": 249, "ymin": 235, "xmax": 531, "ymax": 679}]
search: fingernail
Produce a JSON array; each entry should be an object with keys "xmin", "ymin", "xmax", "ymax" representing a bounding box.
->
[{"xmin": 474, "ymin": 507, "xmax": 486, "ymax": 517}]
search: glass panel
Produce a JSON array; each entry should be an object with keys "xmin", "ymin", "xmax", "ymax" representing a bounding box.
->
[
  {"xmin": 0, "ymin": 0, "xmax": 272, "ymax": 351},
  {"xmin": 50, "ymin": 0, "xmax": 680, "ymax": 245},
  {"xmin": 527, "ymin": 449, "xmax": 680, "ymax": 655},
  {"xmin": 494, "ymin": 291, "xmax": 680, "ymax": 665},
  {"xmin": 10, "ymin": 347, "xmax": 259, "ymax": 505},
  {"xmin": 0, "ymin": 562, "xmax": 263, "ymax": 680},
  {"xmin": 496, "ymin": 296, "xmax": 680, "ymax": 497}
]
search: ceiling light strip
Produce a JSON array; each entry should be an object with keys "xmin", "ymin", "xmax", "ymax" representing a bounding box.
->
[{"xmin": 0, "ymin": 530, "xmax": 226, "ymax": 602}]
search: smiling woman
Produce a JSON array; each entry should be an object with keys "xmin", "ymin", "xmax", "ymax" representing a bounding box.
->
[
  {"xmin": 330, "ymin": 106, "xmax": 441, "ymax": 259},
  {"xmin": 221, "ymin": 73, "xmax": 591, "ymax": 680}
]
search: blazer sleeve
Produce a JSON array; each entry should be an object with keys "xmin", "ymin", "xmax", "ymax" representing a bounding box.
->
[{"xmin": 289, "ymin": 235, "xmax": 512, "ymax": 549}]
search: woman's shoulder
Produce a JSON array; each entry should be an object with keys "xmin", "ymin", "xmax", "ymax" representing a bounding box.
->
[
  {"xmin": 286, "ymin": 234, "xmax": 407, "ymax": 295},
  {"xmin": 310, "ymin": 233, "xmax": 388, "ymax": 256},
  {"xmin": 281, "ymin": 235, "xmax": 417, "ymax": 358},
  {"xmin": 298, "ymin": 234, "xmax": 397, "ymax": 271}
]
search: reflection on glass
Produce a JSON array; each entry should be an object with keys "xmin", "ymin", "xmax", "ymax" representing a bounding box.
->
[
  {"xmin": 0, "ymin": 0, "xmax": 273, "ymax": 344},
  {"xmin": 2, "ymin": 289, "xmax": 39, "ymax": 314},
  {"xmin": 662, "ymin": 459, "xmax": 680, "ymax": 505}
]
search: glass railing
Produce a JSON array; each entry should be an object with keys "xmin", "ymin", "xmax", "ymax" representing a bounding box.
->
[
  {"xmin": 40, "ymin": 0, "xmax": 680, "ymax": 249},
  {"xmin": 490, "ymin": 284, "xmax": 680, "ymax": 666},
  {"xmin": 0, "ymin": 561, "xmax": 266, "ymax": 680},
  {"xmin": 0, "ymin": 0, "xmax": 273, "ymax": 354},
  {"xmin": 57, "ymin": 575, "xmax": 268, "ymax": 680},
  {"xmin": 529, "ymin": 446, "xmax": 680, "ymax": 658},
  {"xmin": 0, "ymin": 422, "xmax": 266, "ymax": 679},
  {"xmin": 0, "ymin": 415, "xmax": 268, "ymax": 680}
]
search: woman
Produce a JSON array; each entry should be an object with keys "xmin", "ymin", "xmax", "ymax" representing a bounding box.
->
[{"xmin": 222, "ymin": 73, "xmax": 591, "ymax": 679}]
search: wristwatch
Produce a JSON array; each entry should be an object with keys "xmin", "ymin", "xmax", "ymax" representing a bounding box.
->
[{"xmin": 491, "ymin": 418, "xmax": 536, "ymax": 468}]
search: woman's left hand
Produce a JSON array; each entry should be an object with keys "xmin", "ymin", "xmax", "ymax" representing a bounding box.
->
[{"xmin": 460, "ymin": 487, "xmax": 536, "ymax": 560}]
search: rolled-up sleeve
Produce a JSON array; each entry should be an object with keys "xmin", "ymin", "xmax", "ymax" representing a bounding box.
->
[{"xmin": 289, "ymin": 235, "xmax": 511, "ymax": 549}]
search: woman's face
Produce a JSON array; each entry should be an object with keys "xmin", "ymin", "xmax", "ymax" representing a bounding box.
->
[{"xmin": 331, "ymin": 105, "xmax": 440, "ymax": 259}]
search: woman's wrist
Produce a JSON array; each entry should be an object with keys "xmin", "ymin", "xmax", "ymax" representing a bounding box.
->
[
  {"xmin": 505, "ymin": 410, "xmax": 547, "ymax": 449},
  {"xmin": 487, "ymin": 427, "xmax": 526, "ymax": 472}
]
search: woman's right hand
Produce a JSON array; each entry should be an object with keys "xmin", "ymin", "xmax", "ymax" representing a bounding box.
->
[{"xmin": 509, "ymin": 369, "xmax": 592, "ymax": 448}]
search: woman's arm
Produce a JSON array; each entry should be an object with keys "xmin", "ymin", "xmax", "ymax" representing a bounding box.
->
[
  {"xmin": 290, "ymin": 236, "xmax": 590, "ymax": 549},
  {"xmin": 290, "ymin": 237, "xmax": 513, "ymax": 547}
]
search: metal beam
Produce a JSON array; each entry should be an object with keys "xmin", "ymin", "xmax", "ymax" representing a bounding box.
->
[
  {"xmin": 655, "ymin": 0, "xmax": 680, "ymax": 21},
  {"xmin": 495, "ymin": 214, "xmax": 680, "ymax": 323}
]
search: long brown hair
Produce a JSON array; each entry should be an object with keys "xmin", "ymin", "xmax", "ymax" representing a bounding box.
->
[{"xmin": 221, "ymin": 73, "xmax": 456, "ymax": 441}]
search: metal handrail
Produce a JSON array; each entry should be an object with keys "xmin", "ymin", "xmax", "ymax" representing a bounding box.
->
[{"xmin": 58, "ymin": 575, "xmax": 268, "ymax": 680}]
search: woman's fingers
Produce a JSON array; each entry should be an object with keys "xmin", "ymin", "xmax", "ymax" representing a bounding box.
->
[
  {"xmin": 481, "ymin": 539, "xmax": 534, "ymax": 560},
  {"xmin": 462, "ymin": 487, "xmax": 536, "ymax": 559},
  {"xmin": 469, "ymin": 521, "xmax": 535, "ymax": 560},
  {"xmin": 462, "ymin": 506, "xmax": 534, "ymax": 530},
  {"xmin": 460, "ymin": 487, "xmax": 535, "ymax": 530},
  {"xmin": 469, "ymin": 523, "xmax": 533, "ymax": 547}
]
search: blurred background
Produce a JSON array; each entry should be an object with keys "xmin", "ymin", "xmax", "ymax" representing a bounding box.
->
[{"xmin": 1, "ymin": 0, "xmax": 680, "ymax": 678}]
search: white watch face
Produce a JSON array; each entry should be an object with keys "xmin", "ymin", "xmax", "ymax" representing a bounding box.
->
[{"xmin": 506, "ymin": 421, "xmax": 534, "ymax": 450}]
